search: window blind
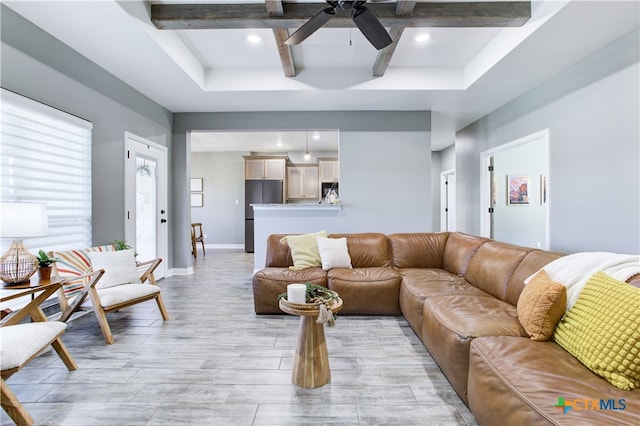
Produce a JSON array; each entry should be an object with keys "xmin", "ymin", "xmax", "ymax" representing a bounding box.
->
[{"xmin": 0, "ymin": 88, "xmax": 93, "ymax": 253}]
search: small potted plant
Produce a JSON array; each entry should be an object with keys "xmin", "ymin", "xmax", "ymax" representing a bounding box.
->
[
  {"xmin": 113, "ymin": 240, "xmax": 139, "ymax": 258},
  {"xmin": 35, "ymin": 249, "xmax": 58, "ymax": 280}
]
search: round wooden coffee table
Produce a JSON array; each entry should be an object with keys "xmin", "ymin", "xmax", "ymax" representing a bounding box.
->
[{"xmin": 279, "ymin": 297, "xmax": 343, "ymax": 388}]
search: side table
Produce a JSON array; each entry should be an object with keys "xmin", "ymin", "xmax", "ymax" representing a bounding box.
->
[{"xmin": 279, "ymin": 297, "xmax": 343, "ymax": 388}]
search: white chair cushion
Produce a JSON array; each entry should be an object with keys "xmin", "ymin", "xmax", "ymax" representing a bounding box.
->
[
  {"xmin": 88, "ymin": 250, "xmax": 141, "ymax": 289},
  {"xmin": 0, "ymin": 322, "xmax": 67, "ymax": 371},
  {"xmin": 93, "ymin": 283, "xmax": 161, "ymax": 308}
]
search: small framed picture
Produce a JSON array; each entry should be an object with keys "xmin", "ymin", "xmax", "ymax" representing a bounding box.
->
[
  {"xmin": 507, "ymin": 175, "xmax": 530, "ymax": 205},
  {"xmin": 190, "ymin": 193, "xmax": 203, "ymax": 207},
  {"xmin": 190, "ymin": 178, "xmax": 203, "ymax": 192},
  {"xmin": 541, "ymin": 175, "xmax": 548, "ymax": 206}
]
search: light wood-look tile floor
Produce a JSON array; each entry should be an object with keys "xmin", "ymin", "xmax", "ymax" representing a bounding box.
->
[{"xmin": 2, "ymin": 250, "xmax": 478, "ymax": 425}]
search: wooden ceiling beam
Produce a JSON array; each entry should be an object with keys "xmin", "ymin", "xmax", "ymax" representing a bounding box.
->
[
  {"xmin": 373, "ymin": 1, "xmax": 416, "ymax": 77},
  {"xmin": 151, "ymin": 2, "xmax": 531, "ymax": 30},
  {"xmin": 265, "ymin": 1, "xmax": 296, "ymax": 77}
]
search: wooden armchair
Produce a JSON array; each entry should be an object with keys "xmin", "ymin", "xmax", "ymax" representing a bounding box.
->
[
  {"xmin": 51, "ymin": 246, "xmax": 169, "ymax": 344},
  {"xmin": 1, "ymin": 281, "xmax": 77, "ymax": 425}
]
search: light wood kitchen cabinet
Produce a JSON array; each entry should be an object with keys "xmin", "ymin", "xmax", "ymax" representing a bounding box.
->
[
  {"xmin": 287, "ymin": 166, "xmax": 319, "ymax": 200},
  {"xmin": 244, "ymin": 156, "xmax": 287, "ymax": 180},
  {"xmin": 318, "ymin": 158, "xmax": 339, "ymax": 182}
]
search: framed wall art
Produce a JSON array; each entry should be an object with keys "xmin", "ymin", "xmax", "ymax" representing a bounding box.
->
[
  {"xmin": 507, "ymin": 175, "xmax": 530, "ymax": 205},
  {"xmin": 190, "ymin": 193, "xmax": 203, "ymax": 207},
  {"xmin": 190, "ymin": 178, "xmax": 203, "ymax": 192}
]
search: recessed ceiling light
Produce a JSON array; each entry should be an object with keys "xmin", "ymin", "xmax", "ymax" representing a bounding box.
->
[
  {"xmin": 415, "ymin": 33, "xmax": 430, "ymax": 43},
  {"xmin": 312, "ymin": 133, "xmax": 321, "ymax": 141},
  {"xmin": 247, "ymin": 35, "xmax": 261, "ymax": 44}
]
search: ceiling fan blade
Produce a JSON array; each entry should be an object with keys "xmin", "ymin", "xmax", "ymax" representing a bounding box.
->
[
  {"xmin": 352, "ymin": 6, "xmax": 392, "ymax": 50},
  {"xmin": 285, "ymin": 6, "xmax": 337, "ymax": 45}
]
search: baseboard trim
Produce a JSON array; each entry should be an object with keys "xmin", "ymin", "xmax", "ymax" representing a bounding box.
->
[
  {"xmin": 169, "ymin": 267, "xmax": 194, "ymax": 276},
  {"xmin": 205, "ymin": 244, "xmax": 245, "ymax": 250}
]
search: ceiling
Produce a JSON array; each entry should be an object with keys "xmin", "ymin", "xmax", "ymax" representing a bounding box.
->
[{"xmin": 4, "ymin": 1, "xmax": 639, "ymax": 151}]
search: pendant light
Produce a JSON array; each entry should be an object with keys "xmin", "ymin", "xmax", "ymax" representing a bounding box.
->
[{"xmin": 304, "ymin": 132, "xmax": 311, "ymax": 161}]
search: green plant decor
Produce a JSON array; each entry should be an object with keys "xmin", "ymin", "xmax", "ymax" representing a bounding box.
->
[
  {"xmin": 277, "ymin": 282, "xmax": 339, "ymax": 304},
  {"xmin": 277, "ymin": 282, "xmax": 340, "ymax": 326},
  {"xmin": 113, "ymin": 240, "xmax": 139, "ymax": 257},
  {"xmin": 35, "ymin": 250, "xmax": 58, "ymax": 268}
]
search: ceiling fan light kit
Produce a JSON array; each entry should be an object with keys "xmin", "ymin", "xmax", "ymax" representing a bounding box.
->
[{"xmin": 285, "ymin": 0, "xmax": 393, "ymax": 50}]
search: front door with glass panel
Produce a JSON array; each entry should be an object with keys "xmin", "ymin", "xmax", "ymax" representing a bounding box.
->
[{"xmin": 125, "ymin": 133, "xmax": 168, "ymax": 279}]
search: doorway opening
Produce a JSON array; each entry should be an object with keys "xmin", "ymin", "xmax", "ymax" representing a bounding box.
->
[
  {"xmin": 440, "ymin": 169, "xmax": 456, "ymax": 232},
  {"xmin": 480, "ymin": 129, "xmax": 549, "ymax": 249}
]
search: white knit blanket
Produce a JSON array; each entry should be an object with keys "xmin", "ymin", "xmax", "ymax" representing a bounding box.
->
[{"xmin": 525, "ymin": 252, "xmax": 640, "ymax": 311}]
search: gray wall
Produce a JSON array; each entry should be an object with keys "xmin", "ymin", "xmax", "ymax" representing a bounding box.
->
[
  {"xmin": 1, "ymin": 7, "xmax": 174, "ymax": 261},
  {"xmin": 173, "ymin": 112, "xmax": 431, "ymax": 268},
  {"xmin": 252, "ymin": 130, "xmax": 432, "ymax": 270},
  {"xmin": 455, "ymin": 29, "xmax": 640, "ymax": 254},
  {"xmin": 190, "ymin": 151, "xmax": 246, "ymax": 246}
]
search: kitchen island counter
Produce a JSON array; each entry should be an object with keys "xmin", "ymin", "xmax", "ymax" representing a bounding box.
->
[{"xmin": 251, "ymin": 203, "xmax": 344, "ymax": 272}]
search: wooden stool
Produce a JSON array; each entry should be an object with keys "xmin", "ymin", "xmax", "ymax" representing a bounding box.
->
[{"xmin": 279, "ymin": 298, "xmax": 343, "ymax": 388}]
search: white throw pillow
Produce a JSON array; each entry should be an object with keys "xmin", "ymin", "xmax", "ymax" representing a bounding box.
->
[
  {"xmin": 317, "ymin": 237, "xmax": 352, "ymax": 270},
  {"xmin": 88, "ymin": 249, "xmax": 140, "ymax": 289}
]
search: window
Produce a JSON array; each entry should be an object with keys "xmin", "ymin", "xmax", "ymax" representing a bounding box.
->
[{"xmin": 0, "ymin": 89, "xmax": 93, "ymax": 253}]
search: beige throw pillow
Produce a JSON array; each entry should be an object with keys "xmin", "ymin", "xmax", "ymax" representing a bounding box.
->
[
  {"xmin": 280, "ymin": 230, "xmax": 327, "ymax": 270},
  {"xmin": 517, "ymin": 269, "xmax": 567, "ymax": 341}
]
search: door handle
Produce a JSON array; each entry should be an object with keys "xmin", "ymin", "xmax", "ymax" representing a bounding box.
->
[
  {"xmin": 160, "ymin": 219, "xmax": 167, "ymax": 223},
  {"xmin": 160, "ymin": 209, "xmax": 166, "ymax": 214}
]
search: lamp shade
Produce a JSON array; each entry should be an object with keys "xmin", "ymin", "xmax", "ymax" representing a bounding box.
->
[{"xmin": 0, "ymin": 202, "xmax": 49, "ymax": 238}]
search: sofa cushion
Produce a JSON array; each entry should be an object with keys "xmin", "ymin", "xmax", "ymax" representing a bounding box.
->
[
  {"xmin": 517, "ymin": 269, "xmax": 566, "ymax": 341},
  {"xmin": 317, "ymin": 236, "xmax": 352, "ymax": 270},
  {"xmin": 252, "ymin": 267, "xmax": 327, "ymax": 314},
  {"xmin": 398, "ymin": 269, "xmax": 491, "ymax": 336},
  {"xmin": 327, "ymin": 267, "xmax": 401, "ymax": 315},
  {"xmin": 388, "ymin": 232, "xmax": 448, "ymax": 269},
  {"xmin": 553, "ymin": 272, "xmax": 640, "ymax": 390},
  {"xmin": 280, "ymin": 230, "xmax": 327, "ymax": 270},
  {"xmin": 468, "ymin": 336, "xmax": 639, "ymax": 426},
  {"xmin": 505, "ymin": 249, "xmax": 564, "ymax": 306},
  {"xmin": 421, "ymin": 294, "xmax": 525, "ymax": 402},
  {"xmin": 442, "ymin": 233, "xmax": 488, "ymax": 276},
  {"xmin": 329, "ymin": 233, "xmax": 391, "ymax": 268},
  {"xmin": 265, "ymin": 234, "xmax": 294, "ymax": 267},
  {"xmin": 464, "ymin": 241, "xmax": 530, "ymax": 302}
]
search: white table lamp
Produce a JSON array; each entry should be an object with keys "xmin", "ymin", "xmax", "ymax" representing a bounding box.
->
[{"xmin": 0, "ymin": 202, "xmax": 49, "ymax": 285}]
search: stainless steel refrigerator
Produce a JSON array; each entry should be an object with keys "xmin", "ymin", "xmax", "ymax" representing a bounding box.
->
[{"xmin": 245, "ymin": 180, "xmax": 283, "ymax": 253}]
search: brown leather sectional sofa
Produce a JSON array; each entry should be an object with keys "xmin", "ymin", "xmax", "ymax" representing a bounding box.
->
[{"xmin": 253, "ymin": 232, "xmax": 639, "ymax": 425}]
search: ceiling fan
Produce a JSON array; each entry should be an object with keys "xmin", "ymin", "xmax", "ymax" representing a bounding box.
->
[{"xmin": 284, "ymin": 0, "xmax": 393, "ymax": 50}]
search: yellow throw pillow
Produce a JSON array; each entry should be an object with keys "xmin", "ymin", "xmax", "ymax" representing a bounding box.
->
[
  {"xmin": 517, "ymin": 270, "xmax": 567, "ymax": 341},
  {"xmin": 280, "ymin": 230, "xmax": 327, "ymax": 270},
  {"xmin": 553, "ymin": 272, "xmax": 640, "ymax": 390}
]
